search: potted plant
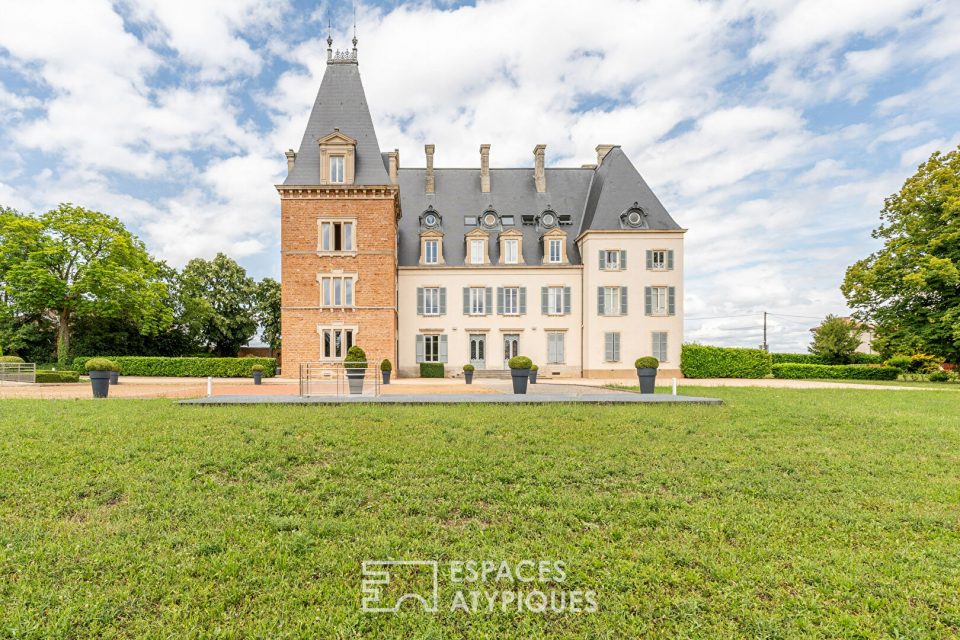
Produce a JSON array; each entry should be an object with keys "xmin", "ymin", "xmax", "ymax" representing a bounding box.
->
[
  {"xmin": 380, "ymin": 359, "xmax": 392, "ymax": 385},
  {"xmin": 634, "ymin": 357, "xmax": 659, "ymax": 394},
  {"xmin": 85, "ymin": 358, "xmax": 116, "ymax": 398},
  {"xmin": 463, "ymin": 363, "xmax": 475, "ymax": 384},
  {"xmin": 528, "ymin": 364, "xmax": 539, "ymax": 384},
  {"xmin": 508, "ymin": 355, "xmax": 532, "ymax": 394},
  {"xmin": 109, "ymin": 361, "xmax": 120, "ymax": 385},
  {"xmin": 251, "ymin": 364, "xmax": 264, "ymax": 385},
  {"xmin": 344, "ymin": 345, "xmax": 368, "ymax": 395}
]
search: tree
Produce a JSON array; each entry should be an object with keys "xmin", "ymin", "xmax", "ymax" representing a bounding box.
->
[
  {"xmin": 809, "ymin": 315, "xmax": 861, "ymax": 364},
  {"xmin": 842, "ymin": 146, "xmax": 960, "ymax": 361},
  {"xmin": 179, "ymin": 253, "xmax": 257, "ymax": 356},
  {"xmin": 0, "ymin": 204, "xmax": 171, "ymax": 363},
  {"xmin": 255, "ymin": 277, "xmax": 281, "ymax": 353}
]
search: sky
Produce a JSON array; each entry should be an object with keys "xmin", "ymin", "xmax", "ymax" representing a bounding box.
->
[{"xmin": 1, "ymin": 0, "xmax": 958, "ymax": 352}]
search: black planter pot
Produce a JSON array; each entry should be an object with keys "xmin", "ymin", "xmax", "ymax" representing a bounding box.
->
[
  {"xmin": 464, "ymin": 371, "xmax": 473, "ymax": 384},
  {"xmin": 511, "ymin": 368, "xmax": 530, "ymax": 394},
  {"xmin": 253, "ymin": 372, "xmax": 262, "ymax": 385},
  {"xmin": 637, "ymin": 367, "xmax": 658, "ymax": 394},
  {"xmin": 529, "ymin": 370, "xmax": 538, "ymax": 384},
  {"xmin": 382, "ymin": 371, "xmax": 391, "ymax": 385},
  {"xmin": 346, "ymin": 369, "xmax": 366, "ymax": 394},
  {"xmin": 109, "ymin": 371, "xmax": 119, "ymax": 385},
  {"xmin": 89, "ymin": 370, "xmax": 111, "ymax": 398}
]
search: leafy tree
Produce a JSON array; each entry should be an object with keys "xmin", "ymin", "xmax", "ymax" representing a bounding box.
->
[
  {"xmin": 255, "ymin": 277, "xmax": 281, "ymax": 353},
  {"xmin": 0, "ymin": 204, "xmax": 171, "ymax": 363},
  {"xmin": 809, "ymin": 315, "xmax": 861, "ymax": 364},
  {"xmin": 179, "ymin": 253, "xmax": 257, "ymax": 356},
  {"xmin": 843, "ymin": 146, "xmax": 960, "ymax": 361}
]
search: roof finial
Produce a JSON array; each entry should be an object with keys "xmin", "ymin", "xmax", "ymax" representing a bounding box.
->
[
  {"xmin": 352, "ymin": 4, "xmax": 358, "ymax": 57},
  {"xmin": 326, "ymin": 17, "xmax": 333, "ymax": 61}
]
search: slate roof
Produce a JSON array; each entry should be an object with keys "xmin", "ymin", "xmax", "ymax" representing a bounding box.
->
[{"xmin": 284, "ymin": 59, "xmax": 389, "ymax": 185}]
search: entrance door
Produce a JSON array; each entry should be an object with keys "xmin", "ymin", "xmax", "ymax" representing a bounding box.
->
[
  {"xmin": 469, "ymin": 334, "xmax": 486, "ymax": 369},
  {"xmin": 503, "ymin": 334, "xmax": 519, "ymax": 368}
]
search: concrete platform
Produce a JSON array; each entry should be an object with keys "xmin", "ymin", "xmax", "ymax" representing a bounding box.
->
[{"xmin": 180, "ymin": 393, "xmax": 722, "ymax": 406}]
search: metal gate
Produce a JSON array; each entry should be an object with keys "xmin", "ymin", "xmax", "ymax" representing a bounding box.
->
[
  {"xmin": 0, "ymin": 363, "xmax": 36, "ymax": 384},
  {"xmin": 299, "ymin": 361, "xmax": 381, "ymax": 397}
]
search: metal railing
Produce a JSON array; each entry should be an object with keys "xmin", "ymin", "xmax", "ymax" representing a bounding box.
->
[
  {"xmin": 299, "ymin": 361, "xmax": 382, "ymax": 397},
  {"xmin": 0, "ymin": 362, "xmax": 36, "ymax": 384}
]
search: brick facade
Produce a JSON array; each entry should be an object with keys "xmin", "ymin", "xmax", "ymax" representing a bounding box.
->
[{"xmin": 279, "ymin": 187, "xmax": 399, "ymax": 377}]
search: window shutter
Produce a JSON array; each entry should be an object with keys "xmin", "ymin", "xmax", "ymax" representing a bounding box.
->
[
  {"xmin": 497, "ymin": 287, "xmax": 504, "ymax": 315},
  {"xmin": 597, "ymin": 287, "xmax": 605, "ymax": 316},
  {"xmin": 667, "ymin": 250, "xmax": 674, "ymax": 270},
  {"xmin": 439, "ymin": 287, "xmax": 447, "ymax": 315},
  {"xmin": 599, "ymin": 250, "xmax": 605, "ymax": 270},
  {"xmin": 614, "ymin": 333, "xmax": 620, "ymax": 361},
  {"xmin": 668, "ymin": 287, "xmax": 676, "ymax": 315},
  {"xmin": 415, "ymin": 334, "xmax": 424, "ymax": 362},
  {"xmin": 646, "ymin": 250, "xmax": 652, "ymax": 269},
  {"xmin": 620, "ymin": 250, "xmax": 627, "ymax": 270},
  {"xmin": 620, "ymin": 287, "xmax": 628, "ymax": 315},
  {"xmin": 485, "ymin": 287, "xmax": 492, "ymax": 315},
  {"xmin": 604, "ymin": 333, "xmax": 613, "ymax": 362},
  {"xmin": 439, "ymin": 335, "xmax": 448, "ymax": 363},
  {"xmin": 644, "ymin": 287, "xmax": 652, "ymax": 316},
  {"xmin": 519, "ymin": 287, "xmax": 527, "ymax": 315},
  {"xmin": 563, "ymin": 287, "xmax": 571, "ymax": 314},
  {"xmin": 463, "ymin": 287, "xmax": 470, "ymax": 314},
  {"xmin": 541, "ymin": 287, "xmax": 548, "ymax": 314},
  {"xmin": 417, "ymin": 287, "xmax": 424, "ymax": 315}
]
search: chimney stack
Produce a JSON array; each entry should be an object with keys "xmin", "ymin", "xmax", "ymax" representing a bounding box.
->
[
  {"xmin": 387, "ymin": 149, "xmax": 399, "ymax": 185},
  {"xmin": 596, "ymin": 144, "xmax": 615, "ymax": 165},
  {"xmin": 285, "ymin": 149, "xmax": 296, "ymax": 173},
  {"xmin": 533, "ymin": 144, "xmax": 546, "ymax": 193},
  {"xmin": 424, "ymin": 144, "xmax": 435, "ymax": 193},
  {"xmin": 480, "ymin": 144, "xmax": 491, "ymax": 193}
]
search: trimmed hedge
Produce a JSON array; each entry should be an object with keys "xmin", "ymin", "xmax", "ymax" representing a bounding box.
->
[
  {"xmin": 771, "ymin": 363, "xmax": 900, "ymax": 380},
  {"xmin": 0, "ymin": 355, "xmax": 25, "ymax": 363},
  {"xmin": 72, "ymin": 356, "xmax": 277, "ymax": 378},
  {"xmin": 681, "ymin": 345, "xmax": 772, "ymax": 379},
  {"xmin": 420, "ymin": 362, "xmax": 445, "ymax": 378},
  {"xmin": 771, "ymin": 352, "xmax": 884, "ymax": 365},
  {"xmin": 35, "ymin": 370, "xmax": 81, "ymax": 383}
]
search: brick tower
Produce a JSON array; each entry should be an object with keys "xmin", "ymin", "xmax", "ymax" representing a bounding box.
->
[{"xmin": 277, "ymin": 34, "xmax": 399, "ymax": 377}]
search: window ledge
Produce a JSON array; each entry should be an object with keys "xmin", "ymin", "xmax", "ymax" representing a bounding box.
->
[{"xmin": 317, "ymin": 250, "xmax": 358, "ymax": 257}]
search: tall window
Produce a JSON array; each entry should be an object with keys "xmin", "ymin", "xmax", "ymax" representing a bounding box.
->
[
  {"xmin": 547, "ymin": 287, "xmax": 564, "ymax": 314},
  {"xmin": 651, "ymin": 286, "xmax": 668, "ymax": 315},
  {"xmin": 604, "ymin": 250, "xmax": 621, "ymax": 270},
  {"xmin": 503, "ymin": 287, "xmax": 519, "ymax": 315},
  {"xmin": 423, "ymin": 287, "xmax": 441, "ymax": 315},
  {"xmin": 424, "ymin": 239, "xmax": 439, "ymax": 264},
  {"xmin": 320, "ymin": 275, "xmax": 354, "ymax": 307},
  {"xmin": 604, "ymin": 332, "xmax": 621, "ymax": 362},
  {"xmin": 603, "ymin": 287, "xmax": 621, "ymax": 315},
  {"xmin": 651, "ymin": 250, "xmax": 666, "ymax": 270},
  {"xmin": 469, "ymin": 287, "xmax": 485, "ymax": 315},
  {"xmin": 321, "ymin": 328, "xmax": 353, "ymax": 359},
  {"xmin": 652, "ymin": 332, "xmax": 668, "ymax": 362},
  {"xmin": 470, "ymin": 239, "xmax": 485, "ymax": 264},
  {"xmin": 417, "ymin": 334, "xmax": 447, "ymax": 362},
  {"xmin": 329, "ymin": 156, "xmax": 345, "ymax": 183},
  {"xmin": 320, "ymin": 221, "xmax": 354, "ymax": 252},
  {"xmin": 547, "ymin": 332, "xmax": 565, "ymax": 364},
  {"xmin": 548, "ymin": 238, "xmax": 562, "ymax": 263},
  {"xmin": 503, "ymin": 239, "xmax": 519, "ymax": 264}
]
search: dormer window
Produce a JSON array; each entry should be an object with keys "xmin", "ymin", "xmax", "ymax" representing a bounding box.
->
[
  {"xmin": 498, "ymin": 228, "xmax": 524, "ymax": 265},
  {"xmin": 329, "ymin": 156, "xmax": 344, "ymax": 183},
  {"xmin": 420, "ymin": 206, "xmax": 441, "ymax": 230},
  {"xmin": 481, "ymin": 209, "xmax": 499, "ymax": 230},
  {"xmin": 539, "ymin": 210, "xmax": 558, "ymax": 229},
  {"xmin": 620, "ymin": 202, "xmax": 649, "ymax": 229},
  {"xmin": 541, "ymin": 227, "xmax": 568, "ymax": 265},
  {"xmin": 465, "ymin": 228, "xmax": 489, "ymax": 265},
  {"xmin": 318, "ymin": 130, "xmax": 356, "ymax": 185}
]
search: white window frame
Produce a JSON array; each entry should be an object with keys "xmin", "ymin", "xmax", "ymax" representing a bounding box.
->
[
  {"xmin": 503, "ymin": 239, "xmax": 519, "ymax": 264},
  {"xmin": 604, "ymin": 250, "xmax": 621, "ymax": 270},
  {"xmin": 651, "ymin": 250, "xmax": 666, "ymax": 270},
  {"xmin": 469, "ymin": 287, "xmax": 486, "ymax": 315},
  {"xmin": 423, "ymin": 334, "xmax": 441, "ymax": 363},
  {"xmin": 470, "ymin": 239, "xmax": 485, "ymax": 264},
  {"xmin": 423, "ymin": 287, "xmax": 441, "ymax": 316},
  {"xmin": 547, "ymin": 331, "xmax": 565, "ymax": 364},
  {"xmin": 547, "ymin": 286, "xmax": 564, "ymax": 315},
  {"xmin": 320, "ymin": 327, "xmax": 354, "ymax": 360},
  {"xmin": 329, "ymin": 155, "xmax": 345, "ymax": 183},
  {"xmin": 604, "ymin": 332, "xmax": 621, "ymax": 363},
  {"xmin": 319, "ymin": 220, "xmax": 354, "ymax": 252},
  {"xmin": 603, "ymin": 286, "xmax": 621, "ymax": 316},
  {"xmin": 651, "ymin": 286, "xmax": 668, "ymax": 316},
  {"xmin": 652, "ymin": 331, "xmax": 668, "ymax": 362},
  {"xmin": 424, "ymin": 239, "xmax": 439, "ymax": 264},
  {"xmin": 320, "ymin": 275, "xmax": 355, "ymax": 308},
  {"xmin": 548, "ymin": 238, "xmax": 562, "ymax": 263},
  {"xmin": 503, "ymin": 287, "xmax": 519, "ymax": 315}
]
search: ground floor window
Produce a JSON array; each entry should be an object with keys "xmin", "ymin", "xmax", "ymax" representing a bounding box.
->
[
  {"xmin": 416, "ymin": 334, "xmax": 448, "ymax": 363},
  {"xmin": 604, "ymin": 332, "xmax": 621, "ymax": 362},
  {"xmin": 321, "ymin": 328, "xmax": 353, "ymax": 359},
  {"xmin": 547, "ymin": 332, "xmax": 565, "ymax": 364},
  {"xmin": 652, "ymin": 331, "xmax": 668, "ymax": 362}
]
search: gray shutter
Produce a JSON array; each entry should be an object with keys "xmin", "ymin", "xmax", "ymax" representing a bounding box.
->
[
  {"xmin": 485, "ymin": 287, "xmax": 492, "ymax": 315},
  {"xmin": 415, "ymin": 334, "xmax": 424, "ymax": 362},
  {"xmin": 439, "ymin": 287, "xmax": 447, "ymax": 315},
  {"xmin": 620, "ymin": 287, "xmax": 628, "ymax": 315},
  {"xmin": 463, "ymin": 287, "xmax": 470, "ymax": 314},
  {"xmin": 541, "ymin": 287, "xmax": 548, "ymax": 314},
  {"xmin": 439, "ymin": 335, "xmax": 448, "ymax": 363},
  {"xmin": 620, "ymin": 250, "xmax": 627, "ymax": 270},
  {"xmin": 563, "ymin": 287, "xmax": 571, "ymax": 314},
  {"xmin": 599, "ymin": 250, "xmax": 605, "ymax": 270},
  {"xmin": 416, "ymin": 287, "xmax": 424, "ymax": 315},
  {"xmin": 604, "ymin": 333, "xmax": 612, "ymax": 361},
  {"xmin": 597, "ymin": 287, "xmax": 604, "ymax": 316},
  {"xmin": 667, "ymin": 250, "xmax": 674, "ymax": 270},
  {"xmin": 646, "ymin": 250, "xmax": 652, "ymax": 269},
  {"xmin": 668, "ymin": 287, "xmax": 676, "ymax": 315},
  {"xmin": 497, "ymin": 287, "xmax": 504, "ymax": 315},
  {"xmin": 519, "ymin": 287, "xmax": 527, "ymax": 315},
  {"xmin": 644, "ymin": 287, "xmax": 652, "ymax": 316}
]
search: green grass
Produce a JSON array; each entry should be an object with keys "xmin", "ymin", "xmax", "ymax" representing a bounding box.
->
[{"xmin": 1, "ymin": 389, "xmax": 959, "ymax": 638}]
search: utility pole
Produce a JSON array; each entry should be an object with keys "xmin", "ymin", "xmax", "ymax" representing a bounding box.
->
[{"xmin": 762, "ymin": 311, "xmax": 768, "ymax": 352}]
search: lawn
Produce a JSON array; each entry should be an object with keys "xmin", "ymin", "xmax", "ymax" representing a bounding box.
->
[{"xmin": 1, "ymin": 389, "xmax": 959, "ymax": 638}]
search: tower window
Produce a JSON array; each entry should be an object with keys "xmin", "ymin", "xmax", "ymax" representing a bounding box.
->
[{"xmin": 330, "ymin": 156, "xmax": 345, "ymax": 183}]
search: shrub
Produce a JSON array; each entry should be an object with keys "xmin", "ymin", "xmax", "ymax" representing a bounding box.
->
[
  {"xmin": 72, "ymin": 356, "xmax": 276, "ymax": 377},
  {"xmin": 508, "ymin": 356, "xmax": 533, "ymax": 370},
  {"xmin": 420, "ymin": 362, "xmax": 445, "ymax": 378},
  {"xmin": 809, "ymin": 315, "xmax": 862, "ymax": 364},
  {"xmin": 463, "ymin": 364, "xmax": 475, "ymax": 373},
  {"xmin": 849, "ymin": 353, "xmax": 884, "ymax": 365},
  {"xmin": 909, "ymin": 353, "xmax": 944, "ymax": 374},
  {"xmin": 85, "ymin": 358, "xmax": 117, "ymax": 372},
  {"xmin": 0, "ymin": 355, "xmax": 26, "ymax": 364},
  {"xmin": 771, "ymin": 363, "xmax": 900, "ymax": 380},
  {"xmin": 380, "ymin": 359, "xmax": 392, "ymax": 372},
  {"xmin": 929, "ymin": 371, "xmax": 950, "ymax": 382},
  {"xmin": 343, "ymin": 346, "xmax": 368, "ymax": 370},
  {"xmin": 771, "ymin": 353, "xmax": 825, "ymax": 365},
  {"xmin": 884, "ymin": 355, "xmax": 912, "ymax": 371},
  {"xmin": 681, "ymin": 345, "xmax": 772, "ymax": 379},
  {"xmin": 530, "ymin": 364, "xmax": 539, "ymax": 371},
  {"xmin": 634, "ymin": 357, "xmax": 659, "ymax": 369},
  {"xmin": 251, "ymin": 364, "xmax": 265, "ymax": 373},
  {"xmin": 35, "ymin": 370, "xmax": 80, "ymax": 383}
]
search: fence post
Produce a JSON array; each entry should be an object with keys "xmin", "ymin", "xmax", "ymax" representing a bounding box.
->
[
  {"xmin": 207, "ymin": 376, "xmax": 212, "ymax": 397},
  {"xmin": 672, "ymin": 377, "xmax": 677, "ymax": 396}
]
